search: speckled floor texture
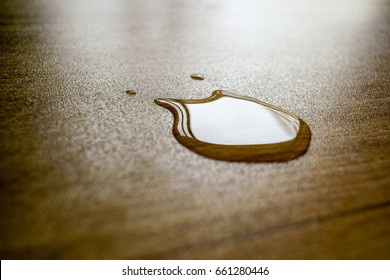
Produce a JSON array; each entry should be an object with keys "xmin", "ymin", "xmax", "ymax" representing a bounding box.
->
[{"xmin": 1, "ymin": 0, "xmax": 389, "ymax": 259}]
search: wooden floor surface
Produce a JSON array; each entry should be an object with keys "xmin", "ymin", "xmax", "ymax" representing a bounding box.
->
[{"xmin": 0, "ymin": 0, "xmax": 389, "ymax": 259}]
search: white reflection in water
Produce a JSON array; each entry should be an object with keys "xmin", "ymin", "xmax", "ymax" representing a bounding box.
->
[
  {"xmin": 156, "ymin": 90, "xmax": 301, "ymax": 145},
  {"xmin": 187, "ymin": 96, "xmax": 298, "ymax": 145}
]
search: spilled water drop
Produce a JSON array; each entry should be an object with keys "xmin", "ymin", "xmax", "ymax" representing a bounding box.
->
[
  {"xmin": 154, "ymin": 90, "xmax": 311, "ymax": 162},
  {"xmin": 190, "ymin": 74, "xmax": 204, "ymax": 80}
]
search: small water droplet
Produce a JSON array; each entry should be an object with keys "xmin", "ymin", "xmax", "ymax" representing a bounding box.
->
[
  {"xmin": 190, "ymin": 74, "xmax": 204, "ymax": 80},
  {"xmin": 126, "ymin": 90, "xmax": 137, "ymax": 95},
  {"xmin": 155, "ymin": 90, "xmax": 311, "ymax": 162}
]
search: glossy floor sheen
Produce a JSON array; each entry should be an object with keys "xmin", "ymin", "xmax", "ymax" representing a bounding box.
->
[{"xmin": 1, "ymin": 0, "xmax": 389, "ymax": 259}]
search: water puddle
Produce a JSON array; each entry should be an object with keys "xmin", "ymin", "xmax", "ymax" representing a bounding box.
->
[
  {"xmin": 190, "ymin": 74, "xmax": 204, "ymax": 80},
  {"xmin": 155, "ymin": 90, "xmax": 311, "ymax": 162}
]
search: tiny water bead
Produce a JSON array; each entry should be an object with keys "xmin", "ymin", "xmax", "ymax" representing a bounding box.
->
[
  {"xmin": 190, "ymin": 74, "xmax": 204, "ymax": 80},
  {"xmin": 154, "ymin": 90, "xmax": 311, "ymax": 162},
  {"xmin": 126, "ymin": 90, "xmax": 137, "ymax": 95}
]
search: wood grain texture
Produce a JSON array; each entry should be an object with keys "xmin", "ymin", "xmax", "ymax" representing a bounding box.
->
[{"xmin": 0, "ymin": 0, "xmax": 389, "ymax": 259}]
